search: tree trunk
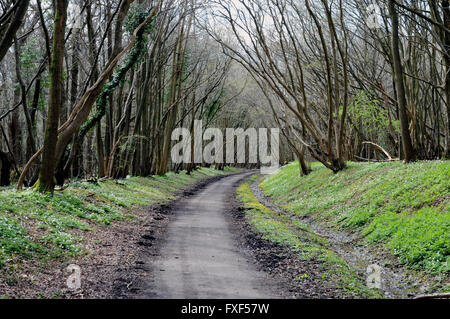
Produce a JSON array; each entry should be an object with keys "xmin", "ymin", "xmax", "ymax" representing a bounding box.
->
[
  {"xmin": 0, "ymin": 151, "xmax": 11, "ymax": 186},
  {"xmin": 442, "ymin": 0, "xmax": 450, "ymax": 158},
  {"xmin": 388, "ymin": 0, "xmax": 416, "ymax": 162},
  {"xmin": 35, "ymin": 0, "xmax": 68, "ymax": 193},
  {"xmin": 0, "ymin": 0, "xmax": 30, "ymax": 63}
]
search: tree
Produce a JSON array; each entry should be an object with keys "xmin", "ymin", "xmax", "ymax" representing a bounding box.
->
[
  {"xmin": 388, "ymin": 0, "xmax": 416, "ymax": 162},
  {"xmin": 35, "ymin": 0, "xmax": 68, "ymax": 193},
  {"xmin": 440, "ymin": 0, "xmax": 450, "ymax": 158},
  {"xmin": 0, "ymin": 0, "xmax": 30, "ymax": 63}
]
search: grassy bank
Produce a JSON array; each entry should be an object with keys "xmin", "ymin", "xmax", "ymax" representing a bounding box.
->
[
  {"xmin": 260, "ymin": 161, "xmax": 449, "ymax": 276},
  {"xmin": 237, "ymin": 180, "xmax": 381, "ymax": 298},
  {"xmin": 0, "ymin": 167, "xmax": 236, "ymax": 279}
]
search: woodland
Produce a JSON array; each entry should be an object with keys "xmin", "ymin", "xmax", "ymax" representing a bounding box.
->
[{"xmin": 0, "ymin": 0, "xmax": 449, "ymax": 192}]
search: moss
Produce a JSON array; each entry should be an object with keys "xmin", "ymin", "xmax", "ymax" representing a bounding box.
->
[{"xmin": 79, "ymin": 6, "xmax": 155, "ymax": 139}]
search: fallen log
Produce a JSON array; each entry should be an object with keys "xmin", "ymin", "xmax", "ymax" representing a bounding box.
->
[{"xmin": 362, "ymin": 141, "xmax": 393, "ymax": 160}]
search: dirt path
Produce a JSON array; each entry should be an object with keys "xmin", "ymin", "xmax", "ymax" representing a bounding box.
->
[{"xmin": 138, "ymin": 172, "xmax": 279, "ymax": 298}]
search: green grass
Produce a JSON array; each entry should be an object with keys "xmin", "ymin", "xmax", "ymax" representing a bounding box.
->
[
  {"xmin": 261, "ymin": 161, "xmax": 450, "ymax": 274},
  {"xmin": 0, "ymin": 167, "xmax": 237, "ymax": 273},
  {"xmin": 237, "ymin": 181, "xmax": 382, "ymax": 298}
]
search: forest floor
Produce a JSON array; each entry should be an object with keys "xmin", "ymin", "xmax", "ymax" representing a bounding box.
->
[
  {"xmin": 254, "ymin": 161, "xmax": 449, "ymax": 297},
  {"xmin": 236, "ymin": 177, "xmax": 381, "ymax": 298},
  {"xmin": 0, "ymin": 161, "xmax": 448, "ymax": 299},
  {"xmin": 0, "ymin": 167, "xmax": 238, "ymax": 298}
]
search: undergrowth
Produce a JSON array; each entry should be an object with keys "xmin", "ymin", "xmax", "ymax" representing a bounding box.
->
[
  {"xmin": 260, "ymin": 161, "xmax": 449, "ymax": 274},
  {"xmin": 237, "ymin": 181, "xmax": 382, "ymax": 298},
  {"xmin": 0, "ymin": 167, "xmax": 236, "ymax": 275}
]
